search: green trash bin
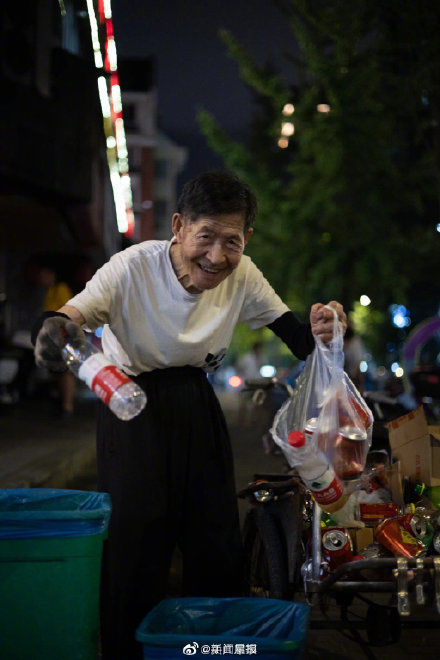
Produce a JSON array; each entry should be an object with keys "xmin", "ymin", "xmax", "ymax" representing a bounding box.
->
[{"xmin": 0, "ymin": 488, "xmax": 111, "ymax": 660}]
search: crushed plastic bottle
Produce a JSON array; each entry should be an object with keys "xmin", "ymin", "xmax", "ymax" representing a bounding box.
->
[{"xmin": 62, "ymin": 339, "xmax": 147, "ymax": 421}]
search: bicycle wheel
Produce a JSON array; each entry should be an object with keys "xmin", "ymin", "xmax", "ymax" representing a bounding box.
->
[{"xmin": 243, "ymin": 506, "xmax": 288, "ymax": 599}]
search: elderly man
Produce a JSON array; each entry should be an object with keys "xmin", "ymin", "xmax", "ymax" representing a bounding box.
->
[{"xmin": 32, "ymin": 170, "xmax": 346, "ymax": 658}]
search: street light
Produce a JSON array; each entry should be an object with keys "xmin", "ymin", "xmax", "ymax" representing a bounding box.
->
[
  {"xmin": 281, "ymin": 122, "xmax": 295, "ymax": 136},
  {"xmin": 360, "ymin": 295, "xmax": 371, "ymax": 306}
]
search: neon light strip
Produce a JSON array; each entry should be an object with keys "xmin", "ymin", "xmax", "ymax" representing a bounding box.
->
[
  {"xmin": 97, "ymin": 76, "xmax": 111, "ymax": 117},
  {"xmin": 103, "ymin": 0, "xmax": 112, "ymax": 19},
  {"xmin": 86, "ymin": 0, "xmax": 103, "ymax": 68},
  {"xmin": 87, "ymin": 0, "xmax": 135, "ymax": 235}
]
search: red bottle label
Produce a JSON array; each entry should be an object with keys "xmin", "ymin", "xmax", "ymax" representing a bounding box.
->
[
  {"xmin": 91, "ymin": 365, "xmax": 131, "ymax": 404},
  {"xmin": 311, "ymin": 476, "xmax": 344, "ymax": 505}
]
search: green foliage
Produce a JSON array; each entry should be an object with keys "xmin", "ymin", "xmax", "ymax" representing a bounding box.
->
[
  {"xmin": 198, "ymin": 1, "xmax": 440, "ymax": 361},
  {"xmin": 350, "ymin": 301, "xmax": 392, "ymax": 363}
]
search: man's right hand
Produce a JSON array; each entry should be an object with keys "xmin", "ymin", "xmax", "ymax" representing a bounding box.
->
[{"xmin": 34, "ymin": 316, "xmax": 86, "ymax": 372}]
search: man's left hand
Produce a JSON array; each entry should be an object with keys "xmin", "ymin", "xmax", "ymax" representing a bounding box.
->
[{"xmin": 310, "ymin": 301, "xmax": 347, "ymax": 342}]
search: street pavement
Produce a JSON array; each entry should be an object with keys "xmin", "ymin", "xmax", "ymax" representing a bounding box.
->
[
  {"xmin": 0, "ymin": 387, "xmax": 97, "ymax": 489},
  {"xmin": 1, "ymin": 387, "xmax": 439, "ymax": 658}
]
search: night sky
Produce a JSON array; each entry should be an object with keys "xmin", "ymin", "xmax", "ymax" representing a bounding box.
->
[{"xmin": 111, "ymin": 0, "xmax": 298, "ymax": 182}]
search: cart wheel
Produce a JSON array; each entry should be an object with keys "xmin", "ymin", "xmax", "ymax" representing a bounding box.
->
[
  {"xmin": 366, "ymin": 604, "xmax": 401, "ymax": 646},
  {"xmin": 242, "ymin": 507, "xmax": 288, "ymax": 599}
]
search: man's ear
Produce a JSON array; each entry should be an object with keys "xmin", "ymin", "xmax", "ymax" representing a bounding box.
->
[
  {"xmin": 171, "ymin": 213, "xmax": 184, "ymax": 240},
  {"xmin": 244, "ymin": 228, "xmax": 253, "ymax": 246}
]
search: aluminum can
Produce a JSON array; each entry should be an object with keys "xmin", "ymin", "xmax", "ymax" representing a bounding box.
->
[
  {"xmin": 376, "ymin": 518, "xmax": 425, "ymax": 558},
  {"xmin": 333, "ymin": 425, "xmax": 368, "ymax": 480},
  {"xmin": 397, "ymin": 513, "xmax": 434, "ymax": 550},
  {"xmin": 338, "ymin": 395, "xmax": 373, "ymax": 430},
  {"xmin": 304, "ymin": 417, "xmax": 318, "ymax": 439},
  {"xmin": 321, "ymin": 527, "xmax": 353, "ymax": 570},
  {"xmin": 398, "ymin": 513, "xmax": 426, "ymax": 539},
  {"xmin": 359, "ymin": 502, "xmax": 398, "ymax": 525}
]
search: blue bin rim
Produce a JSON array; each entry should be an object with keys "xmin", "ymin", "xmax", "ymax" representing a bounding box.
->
[
  {"xmin": 0, "ymin": 489, "xmax": 111, "ymax": 520},
  {"xmin": 135, "ymin": 597, "xmax": 309, "ymax": 652}
]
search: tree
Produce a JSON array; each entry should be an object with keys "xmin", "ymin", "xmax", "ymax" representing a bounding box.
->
[{"xmin": 198, "ymin": 1, "xmax": 440, "ymax": 361}]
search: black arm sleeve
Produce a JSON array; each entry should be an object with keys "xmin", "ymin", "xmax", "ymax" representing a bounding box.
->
[{"xmin": 266, "ymin": 311, "xmax": 315, "ymax": 360}]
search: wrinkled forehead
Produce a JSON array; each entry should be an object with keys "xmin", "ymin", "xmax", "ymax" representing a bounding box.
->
[{"xmin": 185, "ymin": 213, "xmax": 247, "ymax": 235}]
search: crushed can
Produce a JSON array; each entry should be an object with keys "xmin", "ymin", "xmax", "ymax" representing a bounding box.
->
[
  {"xmin": 397, "ymin": 513, "xmax": 434, "ymax": 550},
  {"xmin": 376, "ymin": 518, "xmax": 425, "ymax": 558}
]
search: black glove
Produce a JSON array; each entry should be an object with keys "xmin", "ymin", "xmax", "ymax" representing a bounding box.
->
[{"xmin": 33, "ymin": 313, "xmax": 87, "ymax": 373}]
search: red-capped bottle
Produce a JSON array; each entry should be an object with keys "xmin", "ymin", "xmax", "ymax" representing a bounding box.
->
[
  {"xmin": 288, "ymin": 431, "xmax": 348, "ymax": 513},
  {"xmin": 62, "ymin": 339, "xmax": 146, "ymax": 421}
]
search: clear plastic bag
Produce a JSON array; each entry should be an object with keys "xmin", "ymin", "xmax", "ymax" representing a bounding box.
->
[{"xmin": 271, "ymin": 306, "xmax": 373, "ymax": 479}]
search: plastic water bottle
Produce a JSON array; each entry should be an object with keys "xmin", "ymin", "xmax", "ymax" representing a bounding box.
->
[
  {"xmin": 62, "ymin": 339, "xmax": 147, "ymax": 421},
  {"xmin": 288, "ymin": 431, "xmax": 348, "ymax": 513}
]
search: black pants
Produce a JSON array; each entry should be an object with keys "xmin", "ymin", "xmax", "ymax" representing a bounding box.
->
[{"xmin": 97, "ymin": 367, "xmax": 244, "ymax": 659}]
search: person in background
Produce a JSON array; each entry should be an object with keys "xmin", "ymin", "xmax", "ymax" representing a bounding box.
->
[
  {"xmin": 38, "ymin": 263, "xmax": 76, "ymax": 416},
  {"xmin": 237, "ymin": 341, "xmax": 264, "ymax": 382},
  {"xmin": 32, "ymin": 171, "xmax": 347, "ymax": 658}
]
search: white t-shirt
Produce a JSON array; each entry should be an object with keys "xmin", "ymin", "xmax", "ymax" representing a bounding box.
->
[{"xmin": 67, "ymin": 240, "xmax": 289, "ymax": 375}]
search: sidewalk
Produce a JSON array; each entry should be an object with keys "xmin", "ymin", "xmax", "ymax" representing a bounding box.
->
[
  {"xmin": 0, "ymin": 388, "xmax": 244, "ymax": 491},
  {"xmin": 0, "ymin": 391, "xmax": 98, "ymax": 489}
]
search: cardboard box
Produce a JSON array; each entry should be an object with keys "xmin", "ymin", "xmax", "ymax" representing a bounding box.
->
[
  {"xmin": 349, "ymin": 527, "xmax": 374, "ymax": 554},
  {"xmin": 388, "ymin": 406, "xmax": 440, "ymax": 486}
]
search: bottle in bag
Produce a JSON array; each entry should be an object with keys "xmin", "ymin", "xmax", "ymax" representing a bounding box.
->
[
  {"xmin": 62, "ymin": 338, "xmax": 147, "ymax": 421},
  {"xmin": 288, "ymin": 431, "xmax": 349, "ymax": 513}
]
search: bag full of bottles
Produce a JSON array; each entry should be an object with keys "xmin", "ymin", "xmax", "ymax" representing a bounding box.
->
[{"xmin": 271, "ymin": 306, "xmax": 373, "ymax": 512}]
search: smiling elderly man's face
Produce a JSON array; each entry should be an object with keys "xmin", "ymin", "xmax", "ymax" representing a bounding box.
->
[{"xmin": 170, "ymin": 212, "xmax": 253, "ymax": 294}]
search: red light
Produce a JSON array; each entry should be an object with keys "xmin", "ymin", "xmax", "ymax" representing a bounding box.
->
[
  {"xmin": 98, "ymin": 0, "xmax": 105, "ymax": 23},
  {"xmin": 229, "ymin": 376, "xmax": 242, "ymax": 388}
]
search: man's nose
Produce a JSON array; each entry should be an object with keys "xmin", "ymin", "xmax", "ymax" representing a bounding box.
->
[{"xmin": 207, "ymin": 242, "xmax": 226, "ymax": 265}]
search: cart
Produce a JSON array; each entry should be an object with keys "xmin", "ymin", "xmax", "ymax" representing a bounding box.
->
[
  {"xmin": 239, "ymin": 376, "xmax": 440, "ymax": 646},
  {"xmin": 239, "ymin": 474, "xmax": 440, "ymax": 647}
]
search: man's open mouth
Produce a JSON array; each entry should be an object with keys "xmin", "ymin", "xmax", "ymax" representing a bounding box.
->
[{"xmin": 198, "ymin": 264, "xmax": 222, "ymax": 274}]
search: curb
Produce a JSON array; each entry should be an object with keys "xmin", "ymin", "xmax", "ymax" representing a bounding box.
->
[{"xmin": 0, "ymin": 440, "xmax": 97, "ymax": 490}]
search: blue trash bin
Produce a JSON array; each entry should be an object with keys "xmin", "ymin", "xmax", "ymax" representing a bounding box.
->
[{"xmin": 136, "ymin": 597, "xmax": 310, "ymax": 659}]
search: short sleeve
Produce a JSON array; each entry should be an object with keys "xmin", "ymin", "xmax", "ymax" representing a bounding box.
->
[
  {"xmin": 238, "ymin": 259, "xmax": 289, "ymax": 329},
  {"xmin": 66, "ymin": 252, "xmax": 127, "ymax": 330}
]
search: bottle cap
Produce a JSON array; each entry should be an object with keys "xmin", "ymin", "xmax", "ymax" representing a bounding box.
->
[{"xmin": 288, "ymin": 431, "xmax": 305, "ymax": 448}]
